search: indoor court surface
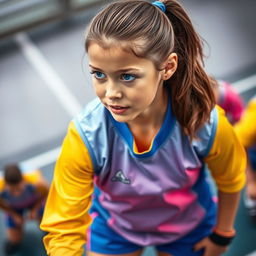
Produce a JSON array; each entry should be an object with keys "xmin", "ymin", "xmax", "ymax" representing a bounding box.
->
[{"xmin": 1, "ymin": 0, "xmax": 256, "ymax": 255}]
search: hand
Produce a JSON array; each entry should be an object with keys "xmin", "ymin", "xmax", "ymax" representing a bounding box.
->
[
  {"xmin": 194, "ymin": 237, "xmax": 228, "ymax": 256},
  {"xmin": 12, "ymin": 213, "xmax": 23, "ymax": 226}
]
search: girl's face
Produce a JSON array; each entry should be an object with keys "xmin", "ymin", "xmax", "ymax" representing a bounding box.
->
[{"xmin": 88, "ymin": 43, "xmax": 168, "ymax": 124}]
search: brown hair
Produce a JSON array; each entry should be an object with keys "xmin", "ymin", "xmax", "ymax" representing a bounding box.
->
[
  {"xmin": 4, "ymin": 164, "xmax": 23, "ymax": 185},
  {"xmin": 85, "ymin": 0, "xmax": 215, "ymax": 138}
]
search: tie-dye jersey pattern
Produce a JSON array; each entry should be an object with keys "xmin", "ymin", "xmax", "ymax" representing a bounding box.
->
[{"xmin": 74, "ymin": 98, "xmax": 217, "ymax": 246}]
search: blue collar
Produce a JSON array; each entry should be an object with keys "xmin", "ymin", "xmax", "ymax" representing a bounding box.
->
[{"xmin": 108, "ymin": 97, "xmax": 175, "ymax": 158}]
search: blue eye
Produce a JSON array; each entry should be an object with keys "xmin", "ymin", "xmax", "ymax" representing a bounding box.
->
[
  {"xmin": 90, "ymin": 71, "xmax": 106, "ymax": 80},
  {"xmin": 121, "ymin": 74, "xmax": 136, "ymax": 82}
]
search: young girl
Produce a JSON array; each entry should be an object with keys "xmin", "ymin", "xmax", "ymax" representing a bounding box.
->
[{"xmin": 40, "ymin": 1, "xmax": 246, "ymax": 256}]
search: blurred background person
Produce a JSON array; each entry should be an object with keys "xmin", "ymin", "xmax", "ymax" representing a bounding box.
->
[
  {"xmin": 0, "ymin": 163, "xmax": 49, "ymax": 255},
  {"xmin": 235, "ymin": 97, "xmax": 256, "ymax": 221},
  {"xmin": 213, "ymin": 79, "xmax": 244, "ymax": 125}
]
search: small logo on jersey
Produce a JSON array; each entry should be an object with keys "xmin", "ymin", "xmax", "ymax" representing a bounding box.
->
[{"xmin": 111, "ymin": 170, "xmax": 131, "ymax": 184}]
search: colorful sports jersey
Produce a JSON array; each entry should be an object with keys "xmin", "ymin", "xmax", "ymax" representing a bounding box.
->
[
  {"xmin": 0, "ymin": 169, "xmax": 43, "ymax": 210},
  {"xmin": 217, "ymin": 80, "xmax": 244, "ymax": 124},
  {"xmin": 41, "ymin": 98, "xmax": 246, "ymax": 256},
  {"xmin": 235, "ymin": 97, "xmax": 256, "ymax": 148}
]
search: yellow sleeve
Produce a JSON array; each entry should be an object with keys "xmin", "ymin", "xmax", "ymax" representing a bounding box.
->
[
  {"xmin": 40, "ymin": 121, "xmax": 94, "ymax": 256},
  {"xmin": 234, "ymin": 99, "xmax": 256, "ymax": 148},
  {"xmin": 205, "ymin": 106, "xmax": 246, "ymax": 193}
]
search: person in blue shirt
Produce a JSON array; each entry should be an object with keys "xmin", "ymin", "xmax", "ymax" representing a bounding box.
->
[{"xmin": 0, "ymin": 164, "xmax": 48, "ymax": 255}]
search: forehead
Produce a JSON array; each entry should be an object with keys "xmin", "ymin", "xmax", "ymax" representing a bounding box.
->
[{"xmin": 87, "ymin": 42, "xmax": 155, "ymax": 71}]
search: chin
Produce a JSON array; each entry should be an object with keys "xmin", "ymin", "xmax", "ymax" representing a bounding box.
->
[
  {"xmin": 110, "ymin": 113, "xmax": 134, "ymax": 123},
  {"xmin": 111, "ymin": 115, "xmax": 129, "ymax": 123}
]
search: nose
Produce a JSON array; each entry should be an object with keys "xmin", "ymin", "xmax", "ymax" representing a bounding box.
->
[{"xmin": 105, "ymin": 81, "xmax": 122, "ymax": 99}]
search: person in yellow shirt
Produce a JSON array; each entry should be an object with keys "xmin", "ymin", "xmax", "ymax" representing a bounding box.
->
[
  {"xmin": 235, "ymin": 97, "xmax": 256, "ymax": 220},
  {"xmin": 0, "ymin": 163, "xmax": 49, "ymax": 255}
]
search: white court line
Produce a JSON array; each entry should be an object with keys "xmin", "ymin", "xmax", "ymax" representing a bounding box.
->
[
  {"xmin": 1, "ymin": 32, "xmax": 83, "ymax": 172},
  {"xmin": 232, "ymin": 74, "xmax": 256, "ymax": 94},
  {"xmin": 20, "ymin": 146, "xmax": 61, "ymax": 170},
  {"xmin": 15, "ymin": 32, "xmax": 82, "ymax": 117},
  {"xmin": 0, "ymin": 147, "xmax": 61, "ymax": 177}
]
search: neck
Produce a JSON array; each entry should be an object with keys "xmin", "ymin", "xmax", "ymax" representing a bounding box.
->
[
  {"xmin": 128, "ymin": 87, "xmax": 168, "ymax": 129},
  {"xmin": 128, "ymin": 89, "xmax": 169, "ymax": 153}
]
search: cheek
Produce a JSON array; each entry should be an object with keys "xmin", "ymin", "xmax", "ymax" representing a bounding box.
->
[
  {"xmin": 93, "ymin": 84, "xmax": 105, "ymax": 98},
  {"xmin": 128, "ymin": 92, "xmax": 152, "ymax": 108},
  {"xmin": 134, "ymin": 76, "xmax": 159, "ymax": 102},
  {"xmin": 131, "ymin": 84, "xmax": 158, "ymax": 104}
]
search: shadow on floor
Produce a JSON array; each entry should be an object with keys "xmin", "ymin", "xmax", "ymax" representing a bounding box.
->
[{"xmin": 0, "ymin": 221, "xmax": 46, "ymax": 256}]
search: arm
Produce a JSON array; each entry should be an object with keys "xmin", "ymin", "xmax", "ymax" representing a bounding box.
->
[
  {"xmin": 0, "ymin": 198, "xmax": 15, "ymax": 215},
  {"xmin": 40, "ymin": 121, "xmax": 94, "ymax": 256},
  {"xmin": 195, "ymin": 106, "xmax": 246, "ymax": 256},
  {"xmin": 0, "ymin": 198, "xmax": 23, "ymax": 225},
  {"xmin": 29, "ymin": 177, "xmax": 49, "ymax": 220},
  {"xmin": 245, "ymin": 150, "xmax": 256, "ymax": 200},
  {"xmin": 215, "ymin": 191, "xmax": 240, "ymax": 232},
  {"xmin": 194, "ymin": 192, "xmax": 241, "ymax": 256}
]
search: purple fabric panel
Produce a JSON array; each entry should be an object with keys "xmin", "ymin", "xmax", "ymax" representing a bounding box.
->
[{"xmin": 95, "ymin": 135, "xmax": 206, "ymax": 245}]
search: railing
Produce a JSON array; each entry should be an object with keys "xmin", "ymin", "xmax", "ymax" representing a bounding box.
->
[{"xmin": 0, "ymin": 0, "xmax": 105, "ymax": 39}]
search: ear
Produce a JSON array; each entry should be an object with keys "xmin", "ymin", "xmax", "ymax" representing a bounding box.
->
[{"xmin": 161, "ymin": 53, "xmax": 178, "ymax": 80}]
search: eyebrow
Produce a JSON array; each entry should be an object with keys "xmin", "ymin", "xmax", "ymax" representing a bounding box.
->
[{"xmin": 89, "ymin": 64, "xmax": 140, "ymax": 72}]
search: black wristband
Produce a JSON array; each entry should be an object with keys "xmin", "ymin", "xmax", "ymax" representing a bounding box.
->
[{"xmin": 209, "ymin": 231, "xmax": 235, "ymax": 246}]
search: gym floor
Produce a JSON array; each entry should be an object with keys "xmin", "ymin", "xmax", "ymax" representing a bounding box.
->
[{"xmin": 0, "ymin": 0, "xmax": 256, "ymax": 255}]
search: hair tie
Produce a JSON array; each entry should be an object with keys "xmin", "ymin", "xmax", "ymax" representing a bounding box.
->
[{"xmin": 152, "ymin": 1, "xmax": 166, "ymax": 13}]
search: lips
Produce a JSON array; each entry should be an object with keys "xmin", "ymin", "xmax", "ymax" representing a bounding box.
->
[{"xmin": 109, "ymin": 105, "xmax": 129, "ymax": 114}]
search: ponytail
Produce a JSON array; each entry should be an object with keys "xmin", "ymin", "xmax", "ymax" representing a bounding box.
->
[
  {"xmin": 86, "ymin": 0, "xmax": 216, "ymax": 139},
  {"xmin": 163, "ymin": 0, "xmax": 215, "ymax": 138}
]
